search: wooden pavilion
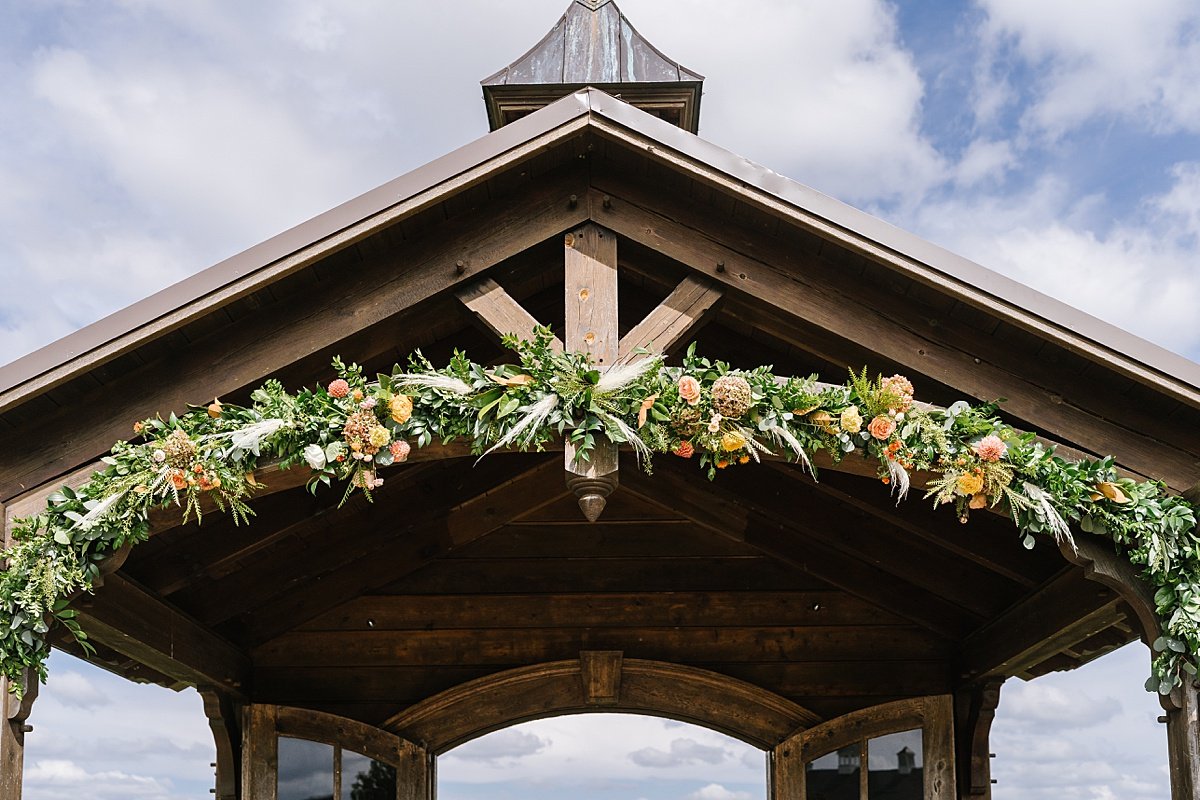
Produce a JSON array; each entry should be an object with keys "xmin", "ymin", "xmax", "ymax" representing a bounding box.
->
[{"xmin": 1, "ymin": 2, "xmax": 1198, "ymax": 798}]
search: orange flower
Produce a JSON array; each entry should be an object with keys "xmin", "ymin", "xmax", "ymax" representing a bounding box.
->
[
  {"xmin": 169, "ymin": 470, "xmax": 188, "ymax": 490},
  {"xmin": 738, "ymin": 455, "xmax": 750, "ymax": 465},
  {"xmin": 674, "ymin": 441, "xmax": 695, "ymax": 459},
  {"xmin": 867, "ymin": 415, "xmax": 895, "ymax": 440},
  {"xmin": 678, "ymin": 376, "xmax": 702, "ymax": 405},
  {"xmin": 207, "ymin": 399, "xmax": 223, "ymax": 418},
  {"xmin": 716, "ymin": 459, "xmax": 730, "ymax": 469},
  {"xmin": 133, "ymin": 421, "xmax": 144, "ymax": 435},
  {"xmin": 327, "ymin": 379, "xmax": 350, "ymax": 399}
]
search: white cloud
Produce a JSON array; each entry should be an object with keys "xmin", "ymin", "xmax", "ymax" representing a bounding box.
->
[
  {"xmin": 445, "ymin": 729, "xmax": 549, "ymax": 764},
  {"xmin": 44, "ymin": 671, "xmax": 109, "ymax": 710},
  {"xmin": 685, "ymin": 783, "xmax": 752, "ymax": 800},
  {"xmin": 24, "ymin": 759, "xmax": 184, "ymax": 800},
  {"xmin": 629, "ymin": 738, "xmax": 731, "ymax": 768},
  {"xmin": 977, "ymin": 0, "xmax": 1200, "ymax": 138}
]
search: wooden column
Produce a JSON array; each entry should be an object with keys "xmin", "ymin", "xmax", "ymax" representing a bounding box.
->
[
  {"xmin": 397, "ymin": 742, "xmax": 435, "ymax": 800},
  {"xmin": 0, "ymin": 673, "xmax": 35, "ymax": 800},
  {"xmin": 564, "ymin": 223, "xmax": 619, "ymax": 521},
  {"xmin": 240, "ymin": 704, "xmax": 277, "ymax": 800},
  {"xmin": 770, "ymin": 730, "xmax": 804, "ymax": 799},
  {"xmin": 1165, "ymin": 680, "xmax": 1199, "ymax": 800}
]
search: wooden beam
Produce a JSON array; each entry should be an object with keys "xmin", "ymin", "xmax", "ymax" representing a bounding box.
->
[
  {"xmin": 590, "ymin": 184, "xmax": 1200, "ymax": 490},
  {"xmin": 619, "ymin": 465, "xmax": 976, "ymax": 638},
  {"xmin": 564, "ymin": 222, "xmax": 620, "ymax": 520},
  {"xmin": 619, "ymin": 274, "xmax": 723, "ymax": 359},
  {"xmin": 957, "ymin": 569, "xmax": 1121, "ymax": 682},
  {"xmin": 955, "ymin": 680, "xmax": 1002, "ymax": 799},
  {"xmin": 580, "ymin": 651, "xmax": 623, "ymax": 706},
  {"xmin": 77, "ymin": 574, "xmax": 250, "ymax": 697},
  {"xmin": 0, "ymin": 173, "xmax": 589, "ymax": 500},
  {"xmin": 455, "ymin": 277, "xmax": 563, "ymax": 350},
  {"xmin": 240, "ymin": 457, "xmax": 569, "ymax": 643}
]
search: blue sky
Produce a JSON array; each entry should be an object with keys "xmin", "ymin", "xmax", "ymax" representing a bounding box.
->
[{"xmin": 2, "ymin": 1, "xmax": 1198, "ymax": 798}]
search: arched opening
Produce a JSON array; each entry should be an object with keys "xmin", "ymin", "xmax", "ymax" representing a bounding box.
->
[{"xmin": 437, "ymin": 713, "xmax": 768, "ymax": 800}]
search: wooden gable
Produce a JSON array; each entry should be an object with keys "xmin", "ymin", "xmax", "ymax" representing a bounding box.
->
[{"xmin": 2, "ymin": 87, "xmax": 1198, "ymax": 798}]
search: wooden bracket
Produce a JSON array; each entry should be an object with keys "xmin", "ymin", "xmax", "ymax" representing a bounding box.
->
[
  {"xmin": 200, "ymin": 688, "xmax": 242, "ymax": 800},
  {"xmin": 955, "ymin": 680, "xmax": 1002, "ymax": 798},
  {"xmin": 580, "ymin": 651, "xmax": 623, "ymax": 706},
  {"xmin": 619, "ymin": 274, "xmax": 723, "ymax": 360}
]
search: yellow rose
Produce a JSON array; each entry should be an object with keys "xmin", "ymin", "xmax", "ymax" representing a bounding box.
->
[
  {"xmin": 839, "ymin": 406, "xmax": 862, "ymax": 434},
  {"xmin": 721, "ymin": 431, "xmax": 747, "ymax": 452},
  {"xmin": 389, "ymin": 394, "xmax": 413, "ymax": 425},
  {"xmin": 956, "ymin": 472, "xmax": 984, "ymax": 496}
]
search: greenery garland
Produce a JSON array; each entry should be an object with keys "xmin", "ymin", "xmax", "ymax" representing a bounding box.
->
[{"xmin": 3, "ymin": 329, "xmax": 1197, "ymax": 698}]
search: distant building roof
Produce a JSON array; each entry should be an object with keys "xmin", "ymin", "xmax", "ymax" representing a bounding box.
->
[{"xmin": 482, "ymin": 0, "xmax": 703, "ymax": 132}]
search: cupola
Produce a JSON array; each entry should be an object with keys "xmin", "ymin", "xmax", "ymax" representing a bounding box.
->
[{"xmin": 482, "ymin": 0, "xmax": 704, "ymax": 132}]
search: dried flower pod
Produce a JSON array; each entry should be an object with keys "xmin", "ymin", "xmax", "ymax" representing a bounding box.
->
[{"xmin": 711, "ymin": 375, "xmax": 752, "ymax": 418}]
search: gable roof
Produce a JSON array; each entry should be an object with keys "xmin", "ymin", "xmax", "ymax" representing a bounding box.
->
[{"xmin": 4, "ymin": 87, "xmax": 1197, "ymax": 415}]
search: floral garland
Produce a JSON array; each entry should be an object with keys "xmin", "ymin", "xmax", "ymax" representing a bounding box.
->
[{"xmin": 2, "ymin": 329, "xmax": 1197, "ymax": 698}]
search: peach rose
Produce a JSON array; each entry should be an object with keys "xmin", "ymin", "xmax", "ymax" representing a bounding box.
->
[
  {"xmin": 867, "ymin": 415, "xmax": 896, "ymax": 440},
  {"xmin": 678, "ymin": 375, "xmax": 702, "ymax": 405}
]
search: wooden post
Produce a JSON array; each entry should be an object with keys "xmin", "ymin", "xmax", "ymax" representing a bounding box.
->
[
  {"xmin": 564, "ymin": 223, "xmax": 619, "ymax": 522},
  {"xmin": 240, "ymin": 704, "xmax": 277, "ymax": 800},
  {"xmin": 770, "ymin": 730, "xmax": 804, "ymax": 799},
  {"xmin": 1165, "ymin": 680, "xmax": 1199, "ymax": 800},
  {"xmin": 397, "ymin": 740, "xmax": 434, "ymax": 800},
  {"xmin": 0, "ymin": 672, "xmax": 36, "ymax": 800}
]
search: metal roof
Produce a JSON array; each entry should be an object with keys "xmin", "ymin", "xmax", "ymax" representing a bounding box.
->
[
  {"xmin": 481, "ymin": 0, "xmax": 703, "ymax": 87},
  {"xmin": 4, "ymin": 87, "xmax": 1199, "ymax": 408}
]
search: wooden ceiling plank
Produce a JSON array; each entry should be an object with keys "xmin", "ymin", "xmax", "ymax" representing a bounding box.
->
[
  {"xmin": 619, "ymin": 467, "xmax": 976, "ymax": 638},
  {"xmin": 76, "ymin": 574, "xmax": 250, "ymax": 697},
  {"xmin": 590, "ymin": 184, "xmax": 1200, "ymax": 490},
  {"xmin": 295, "ymin": 591, "xmax": 911, "ymax": 631},
  {"xmin": 455, "ymin": 276, "xmax": 563, "ymax": 350},
  {"xmin": 241, "ymin": 458, "xmax": 570, "ymax": 644},
  {"xmin": 618, "ymin": 274, "xmax": 724, "ymax": 359}
]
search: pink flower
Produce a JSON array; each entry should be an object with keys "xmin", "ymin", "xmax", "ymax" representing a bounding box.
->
[
  {"xmin": 973, "ymin": 435, "xmax": 1007, "ymax": 463},
  {"xmin": 678, "ymin": 375, "xmax": 701, "ymax": 405},
  {"xmin": 867, "ymin": 415, "xmax": 896, "ymax": 440},
  {"xmin": 390, "ymin": 440, "xmax": 411, "ymax": 462},
  {"xmin": 881, "ymin": 374, "xmax": 915, "ymax": 412},
  {"xmin": 328, "ymin": 379, "xmax": 350, "ymax": 399},
  {"xmin": 360, "ymin": 397, "xmax": 377, "ymax": 410}
]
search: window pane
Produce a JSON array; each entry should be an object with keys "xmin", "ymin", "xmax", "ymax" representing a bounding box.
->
[
  {"xmin": 806, "ymin": 746, "xmax": 860, "ymax": 800},
  {"xmin": 277, "ymin": 737, "xmax": 334, "ymax": 800},
  {"xmin": 343, "ymin": 749, "xmax": 397, "ymax": 800},
  {"xmin": 867, "ymin": 729, "xmax": 922, "ymax": 800}
]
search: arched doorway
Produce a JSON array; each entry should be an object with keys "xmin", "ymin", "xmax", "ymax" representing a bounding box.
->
[{"xmin": 241, "ymin": 658, "xmax": 955, "ymax": 798}]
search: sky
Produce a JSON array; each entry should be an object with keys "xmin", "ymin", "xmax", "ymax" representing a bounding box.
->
[{"xmin": 1, "ymin": 0, "xmax": 1197, "ymax": 798}]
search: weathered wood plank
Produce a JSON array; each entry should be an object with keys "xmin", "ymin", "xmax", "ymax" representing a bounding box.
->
[
  {"xmin": 77, "ymin": 574, "xmax": 251, "ymax": 697},
  {"xmin": 455, "ymin": 277, "xmax": 563, "ymax": 350},
  {"xmin": 580, "ymin": 651, "xmax": 623, "ymax": 705},
  {"xmin": 241, "ymin": 704, "xmax": 278, "ymax": 800},
  {"xmin": 619, "ymin": 274, "xmax": 723, "ymax": 359},
  {"xmin": 591, "ymin": 183, "xmax": 1200, "ymax": 490},
  {"xmin": 0, "ymin": 674, "xmax": 34, "ymax": 800},
  {"xmin": 0, "ymin": 173, "xmax": 590, "ymax": 500},
  {"xmin": 295, "ymin": 591, "xmax": 910, "ymax": 632},
  {"xmin": 253, "ymin": 624, "xmax": 952, "ymax": 668},
  {"xmin": 1166, "ymin": 681, "xmax": 1200, "ymax": 800}
]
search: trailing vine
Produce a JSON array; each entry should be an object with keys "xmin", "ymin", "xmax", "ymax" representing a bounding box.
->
[{"xmin": 2, "ymin": 329, "xmax": 1197, "ymax": 697}]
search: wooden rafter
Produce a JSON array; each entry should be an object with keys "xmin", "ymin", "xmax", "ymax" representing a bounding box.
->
[
  {"xmin": 618, "ymin": 274, "xmax": 723, "ymax": 359},
  {"xmin": 589, "ymin": 183, "xmax": 1198, "ymax": 490},
  {"xmin": 455, "ymin": 277, "xmax": 563, "ymax": 350}
]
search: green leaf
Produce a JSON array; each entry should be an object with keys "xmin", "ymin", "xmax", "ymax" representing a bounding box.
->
[
  {"xmin": 496, "ymin": 395, "xmax": 521, "ymax": 419},
  {"xmin": 53, "ymin": 530, "xmax": 71, "ymax": 546}
]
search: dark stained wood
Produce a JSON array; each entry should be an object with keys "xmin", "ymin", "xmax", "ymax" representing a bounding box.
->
[
  {"xmin": 0, "ymin": 674, "xmax": 35, "ymax": 800},
  {"xmin": 955, "ymin": 680, "xmax": 1002, "ymax": 799},
  {"xmin": 1165, "ymin": 681, "xmax": 1199, "ymax": 800},
  {"xmin": 254, "ymin": 624, "xmax": 951, "ymax": 667},
  {"xmin": 238, "ymin": 457, "xmax": 568, "ymax": 643},
  {"xmin": 455, "ymin": 276, "xmax": 563, "ymax": 350},
  {"xmin": 199, "ymin": 688, "xmax": 241, "ymax": 800},
  {"xmin": 958, "ymin": 569, "xmax": 1122, "ymax": 682},
  {"xmin": 590, "ymin": 182, "xmax": 1200, "ymax": 489},
  {"xmin": 580, "ymin": 651, "xmax": 623, "ymax": 705},
  {"xmin": 296, "ymin": 591, "xmax": 909, "ymax": 632},
  {"xmin": 620, "ymin": 463, "xmax": 978, "ymax": 637},
  {"xmin": 79, "ymin": 574, "xmax": 250, "ymax": 696},
  {"xmin": 0, "ymin": 171, "xmax": 590, "ymax": 500},
  {"xmin": 618, "ymin": 274, "xmax": 723, "ymax": 359},
  {"xmin": 384, "ymin": 658, "xmax": 818, "ymax": 752}
]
